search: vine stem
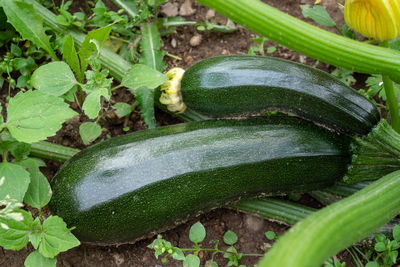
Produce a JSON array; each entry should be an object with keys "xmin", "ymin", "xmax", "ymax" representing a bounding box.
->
[
  {"xmin": 380, "ymin": 41, "xmax": 400, "ymax": 133},
  {"xmin": 259, "ymin": 170, "xmax": 400, "ymax": 267},
  {"xmin": 179, "ymin": 248, "xmax": 263, "ymax": 257}
]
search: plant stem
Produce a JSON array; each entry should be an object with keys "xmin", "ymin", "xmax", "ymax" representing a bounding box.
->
[
  {"xmin": 2, "ymin": 151, "xmax": 7, "ymax": 163},
  {"xmin": 195, "ymin": 0, "xmax": 400, "ymax": 83},
  {"xmin": 380, "ymin": 42, "xmax": 400, "ymax": 132},
  {"xmin": 111, "ymin": 84, "xmax": 124, "ymax": 91},
  {"xmin": 30, "ymin": 141, "xmax": 79, "ymax": 162},
  {"xmin": 344, "ymin": 119, "xmax": 400, "ymax": 183},
  {"xmin": 259, "ymin": 170, "xmax": 400, "ymax": 267},
  {"xmin": 180, "ymin": 248, "xmax": 263, "ymax": 257}
]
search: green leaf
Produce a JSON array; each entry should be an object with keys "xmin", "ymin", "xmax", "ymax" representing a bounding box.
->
[
  {"xmin": 82, "ymin": 88, "xmax": 110, "ymax": 119},
  {"xmin": 0, "ymin": 209, "xmax": 33, "ymax": 250},
  {"xmin": 11, "ymin": 43, "xmax": 21, "ymax": 56},
  {"xmin": 10, "ymin": 142, "xmax": 31, "ymax": 161},
  {"xmin": 342, "ymin": 24, "xmax": 355, "ymax": 39},
  {"xmin": 267, "ymin": 46, "xmax": 276, "ymax": 54},
  {"xmin": 135, "ymin": 86, "xmax": 156, "ymax": 129},
  {"xmin": 139, "ymin": 22, "xmax": 166, "ymax": 72},
  {"xmin": 29, "ymin": 217, "xmax": 42, "ymax": 249},
  {"xmin": 300, "ymin": 5, "xmax": 336, "ymax": 27},
  {"xmin": 31, "ymin": 62, "xmax": 77, "ymax": 96},
  {"xmin": 365, "ymin": 262, "xmax": 379, "ymax": 267},
  {"xmin": 374, "ymin": 241, "xmax": 386, "ymax": 252},
  {"xmin": 0, "ymin": 131, "xmax": 31, "ymax": 161},
  {"xmin": 78, "ymin": 24, "xmax": 113, "ymax": 80},
  {"xmin": 62, "ymin": 85, "xmax": 77, "ymax": 102},
  {"xmin": 62, "ymin": 34, "xmax": 82, "ymax": 82},
  {"xmin": 265, "ymin": 231, "xmax": 276, "ymax": 240},
  {"xmin": 391, "ymin": 250, "xmax": 398, "ymax": 263},
  {"xmin": 390, "ymin": 37, "xmax": 400, "ymax": 51},
  {"xmin": 113, "ymin": 102, "xmax": 132, "ymax": 118},
  {"xmin": 183, "ymin": 254, "xmax": 200, "ymax": 267},
  {"xmin": 24, "ymin": 251, "xmax": 57, "ymax": 267},
  {"xmin": 375, "ymin": 233, "xmax": 386, "ymax": 243},
  {"xmin": 6, "ymin": 90, "xmax": 78, "ymax": 143},
  {"xmin": 0, "ymin": 162, "xmax": 30, "ymax": 202},
  {"xmin": 79, "ymin": 122, "xmax": 102, "ymax": 145},
  {"xmin": 393, "ymin": 225, "xmax": 400, "ymax": 242},
  {"xmin": 223, "ymin": 230, "xmax": 238, "ymax": 245},
  {"xmin": 189, "ymin": 222, "xmax": 206, "ymax": 243},
  {"xmin": 38, "ymin": 216, "xmax": 80, "ymax": 258},
  {"xmin": 19, "ymin": 158, "xmax": 51, "ymax": 209},
  {"xmin": 171, "ymin": 248, "xmax": 185, "ymax": 261},
  {"xmin": 1, "ymin": 0, "xmax": 57, "ymax": 60},
  {"xmin": 121, "ymin": 64, "xmax": 167, "ymax": 91},
  {"xmin": 211, "ymin": 262, "xmax": 218, "ymax": 267}
]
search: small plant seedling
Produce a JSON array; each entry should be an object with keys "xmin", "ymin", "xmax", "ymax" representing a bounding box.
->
[
  {"xmin": 248, "ymin": 36, "xmax": 276, "ymax": 56},
  {"xmin": 265, "ymin": 231, "xmax": 276, "ymax": 241},
  {"xmin": 324, "ymin": 257, "xmax": 346, "ymax": 267},
  {"xmin": 148, "ymin": 221, "xmax": 266, "ymax": 266},
  {"xmin": 365, "ymin": 74, "xmax": 400, "ymax": 101},
  {"xmin": 331, "ymin": 68, "xmax": 356, "ymax": 86}
]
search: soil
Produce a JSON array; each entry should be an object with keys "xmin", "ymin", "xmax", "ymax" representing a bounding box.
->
[{"xmin": 1, "ymin": 0, "xmax": 359, "ymax": 266}]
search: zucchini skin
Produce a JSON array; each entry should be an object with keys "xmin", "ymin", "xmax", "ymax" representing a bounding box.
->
[
  {"xmin": 49, "ymin": 118, "xmax": 350, "ymax": 244},
  {"xmin": 180, "ymin": 55, "xmax": 380, "ymax": 135}
]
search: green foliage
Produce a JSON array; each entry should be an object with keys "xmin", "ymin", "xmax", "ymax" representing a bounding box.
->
[
  {"xmin": 135, "ymin": 86, "xmax": 156, "ymax": 128},
  {"xmin": 140, "ymin": 22, "xmax": 166, "ymax": 72},
  {"xmin": 78, "ymin": 24, "xmax": 113, "ymax": 81},
  {"xmin": 55, "ymin": 0, "xmax": 85, "ymax": 30},
  {"xmin": 362, "ymin": 227, "xmax": 400, "ymax": 267},
  {"xmin": 122, "ymin": 64, "xmax": 167, "ymax": 90},
  {"xmin": 248, "ymin": 36, "xmax": 276, "ymax": 56},
  {"xmin": 331, "ymin": 68, "xmax": 356, "ymax": 86},
  {"xmin": 38, "ymin": 216, "xmax": 80, "ymax": 258},
  {"xmin": 265, "ymin": 231, "xmax": 276, "ymax": 241},
  {"xmin": 113, "ymin": 102, "xmax": 132, "ymax": 118},
  {"xmin": 189, "ymin": 221, "xmax": 206, "ymax": 243},
  {"xmin": 366, "ymin": 74, "xmax": 400, "ymax": 101},
  {"xmin": 79, "ymin": 122, "xmax": 102, "ymax": 145},
  {"xmin": 300, "ymin": 4, "xmax": 336, "ymax": 27},
  {"xmin": 0, "ymin": 162, "xmax": 30, "ymax": 202},
  {"xmin": 20, "ymin": 158, "xmax": 51, "ymax": 209},
  {"xmin": 5, "ymin": 90, "xmax": 77, "ymax": 143},
  {"xmin": 324, "ymin": 258, "xmax": 346, "ymax": 267},
  {"xmin": 31, "ymin": 62, "xmax": 77, "ymax": 96},
  {"xmin": 1, "ymin": 0, "xmax": 57, "ymax": 60},
  {"xmin": 224, "ymin": 230, "xmax": 238, "ymax": 246},
  {"xmin": 24, "ymin": 251, "xmax": 57, "ymax": 267},
  {"xmin": 62, "ymin": 34, "xmax": 82, "ymax": 82},
  {"xmin": 148, "ymin": 222, "xmax": 265, "ymax": 266}
]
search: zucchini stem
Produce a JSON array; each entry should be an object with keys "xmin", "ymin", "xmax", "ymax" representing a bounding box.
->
[
  {"xmin": 380, "ymin": 41, "xmax": 400, "ymax": 133},
  {"xmin": 344, "ymin": 119, "xmax": 400, "ymax": 183},
  {"xmin": 381, "ymin": 74, "xmax": 400, "ymax": 132}
]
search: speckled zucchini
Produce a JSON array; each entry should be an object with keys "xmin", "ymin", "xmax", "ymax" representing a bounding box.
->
[
  {"xmin": 49, "ymin": 117, "xmax": 350, "ymax": 244},
  {"xmin": 160, "ymin": 55, "xmax": 380, "ymax": 135}
]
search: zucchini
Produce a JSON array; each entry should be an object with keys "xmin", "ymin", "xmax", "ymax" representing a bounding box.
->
[
  {"xmin": 49, "ymin": 117, "xmax": 350, "ymax": 244},
  {"xmin": 160, "ymin": 55, "xmax": 380, "ymax": 135}
]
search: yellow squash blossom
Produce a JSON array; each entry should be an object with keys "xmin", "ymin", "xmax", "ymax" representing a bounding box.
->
[{"xmin": 317, "ymin": 0, "xmax": 400, "ymax": 40}]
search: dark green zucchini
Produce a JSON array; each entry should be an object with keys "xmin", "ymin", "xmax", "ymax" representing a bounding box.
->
[
  {"xmin": 49, "ymin": 117, "xmax": 350, "ymax": 244},
  {"xmin": 161, "ymin": 55, "xmax": 380, "ymax": 135}
]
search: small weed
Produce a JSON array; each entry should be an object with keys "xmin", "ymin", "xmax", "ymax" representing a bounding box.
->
[{"xmin": 148, "ymin": 221, "xmax": 272, "ymax": 266}]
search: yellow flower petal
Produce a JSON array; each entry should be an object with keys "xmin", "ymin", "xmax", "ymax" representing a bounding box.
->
[{"xmin": 345, "ymin": 0, "xmax": 400, "ymax": 40}]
